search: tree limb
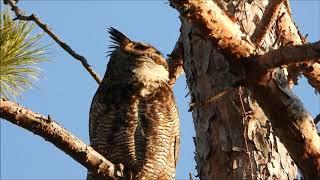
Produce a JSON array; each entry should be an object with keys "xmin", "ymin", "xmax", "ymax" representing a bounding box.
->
[
  {"xmin": 170, "ymin": 0, "xmax": 255, "ymax": 58},
  {"xmin": 171, "ymin": 0, "xmax": 320, "ymax": 92},
  {"xmin": 0, "ymin": 98, "xmax": 124, "ymax": 179},
  {"xmin": 250, "ymin": 41, "xmax": 320, "ymax": 75},
  {"xmin": 249, "ymin": 69, "xmax": 320, "ymax": 179},
  {"xmin": 5, "ymin": 0, "xmax": 102, "ymax": 84},
  {"xmin": 275, "ymin": 3, "xmax": 320, "ymax": 91},
  {"xmin": 251, "ymin": 0, "xmax": 286, "ymax": 45}
]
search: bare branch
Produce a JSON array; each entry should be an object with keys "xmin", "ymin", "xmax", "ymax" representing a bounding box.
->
[
  {"xmin": 252, "ymin": 41, "xmax": 320, "ymax": 73},
  {"xmin": 5, "ymin": 0, "xmax": 102, "ymax": 84},
  {"xmin": 251, "ymin": 0, "xmax": 286, "ymax": 45},
  {"xmin": 0, "ymin": 98, "xmax": 124, "ymax": 179},
  {"xmin": 168, "ymin": 34, "xmax": 184, "ymax": 88},
  {"xmin": 275, "ymin": 3, "xmax": 320, "ymax": 91},
  {"xmin": 170, "ymin": 0, "xmax": 255, "ymax": 58}
]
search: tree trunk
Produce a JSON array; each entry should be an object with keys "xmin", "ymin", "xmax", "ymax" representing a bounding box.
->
[{"xmin": 180, "ymin": 1, "xmax": 297, "ymax": 179}]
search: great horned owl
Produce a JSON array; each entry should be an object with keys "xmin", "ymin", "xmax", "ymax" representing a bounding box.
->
[{"xmin": 87, "ymin": 28, "xmax": 180, "ymax": 180}]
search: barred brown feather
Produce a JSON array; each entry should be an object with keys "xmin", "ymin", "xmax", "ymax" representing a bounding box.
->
[{"xmin": 87, "ymin": 28, "xmax": 180, "ymax": 180}]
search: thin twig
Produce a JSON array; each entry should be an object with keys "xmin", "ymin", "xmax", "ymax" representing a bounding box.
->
[
  {"xmin": 251, "ymin": 0, "xmax": 286, "ymax": 45},
  {"xmin": 0, "ymin": 98, "xmax": 123, "ymax": 179},
  {"xmin": 6, "ymin": 0, "xmax": 102, "ymax": 84}
]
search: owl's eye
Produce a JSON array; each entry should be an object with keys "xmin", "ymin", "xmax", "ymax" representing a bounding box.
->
[{"xmin": 134, "ymin": 44, "xmax": 149, "ymax": 50}]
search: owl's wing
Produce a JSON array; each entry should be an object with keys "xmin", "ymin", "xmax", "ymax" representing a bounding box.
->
[
  {"xmin": 173, "ymin": 113, "xmax": 180, "ymax": 167},
  {"xmin": 136, "ymin": 84, "xmax": 180, "ymax": 179},
  {"xmin": 87, "ymin": 85, "xmax": 112, "ymax": 180},
  {"xmin": 89, "ymin": 85, "xmax": 111, "ymax": 155},
  {"xmin": 90, "ymin": 81, "xmax": 141, "ymax": 169},
  {"xmin": 171, "ymin": 92, "xmax": 180, "ymax": 168}
]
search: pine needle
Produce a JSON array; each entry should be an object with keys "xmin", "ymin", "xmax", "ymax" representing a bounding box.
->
[{"xmin": 0, "ymin": 9, "xmax": 48, "ymax": 100}]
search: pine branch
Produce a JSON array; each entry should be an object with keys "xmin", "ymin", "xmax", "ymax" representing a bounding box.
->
[
  {"xmin": 5, "ymin": 0, "xmax": 102, "ymax": 84},
  {"xmin": 0, "ymin": 98, "xmax": 125, "ymax": 179},
  {"xmin": 0, "ymin": 9, "xmax": 48, "ymax": 99}
]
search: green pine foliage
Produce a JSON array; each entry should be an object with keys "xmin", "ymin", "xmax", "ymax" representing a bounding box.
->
[{"xmin": 0, "ymin": 9, "xmax": 48, "ymax": 100}]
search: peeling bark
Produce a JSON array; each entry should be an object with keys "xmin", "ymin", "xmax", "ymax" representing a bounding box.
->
[
  {"xmin": 171, "ymin": 0, "xmax": 320, "ymax": 179},
  {"xmin": 245, "ymin": 41, "xmax": 320, "ymax": 83},
  {"xmin": 249, "ymin": 69, "xmax": 320, "ymax": 179},
  {"xmin": 174, "ymin": 0, "xmax": 301, "ymax": 179},
  {"xmin": 275, "ymin": 3, "xmax": 320, "ymax": 91},
  {"xmin": 252, "ymin": 41, "xmax": 320, "ymax": 71},
  {"xmin": 180, "ymin": 18, "xmax": 296, "ymax": 180},
  {"xmin": 251, "ymin": 0, "xmax": 285, "ymax": 45},
  {"xmin": 170, "ymin": 0, "xmax": 255, "ymax": 58}
]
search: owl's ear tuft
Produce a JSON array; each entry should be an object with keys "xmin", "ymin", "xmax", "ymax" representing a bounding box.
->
[{"xmin": 108, "ymin": 27, "xmax": 131, "ymax": 47}]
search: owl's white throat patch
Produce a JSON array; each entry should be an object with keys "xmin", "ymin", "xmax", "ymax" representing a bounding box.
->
[
  {"xmin": 133, "ymin": 58, "xmax": 169, "ymax": 83},
  {"xmin": 133, "ymin": 58, "xmax": 169, "ymax": 96}
]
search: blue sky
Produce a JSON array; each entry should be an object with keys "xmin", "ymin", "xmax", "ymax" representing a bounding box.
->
[{"xmin": 1, "ymin": 1, "xmax": 319, "ymax": 179}]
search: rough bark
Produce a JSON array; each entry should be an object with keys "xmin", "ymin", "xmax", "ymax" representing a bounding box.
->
[
  {"xmin": 176, "ymin": 0, "xmax": 299, "ymax": 179},
  {"xmin": 0, "ymin": 98, "xmax": 124, "ymax": 179},
  {"xmin": 171, "ymin": 0, "xmax": 320, "ymax": 179},
  {"xmin": 249, "ymin": 69, "xmax": 320, "ymax": 179},
  {"xmin": 251, "ymin": 0, "xmax": 285, "ymax": 45},
  {"xmin": 251, "ymin": 41, "xmax": 320, "ymax": 71},
  {"xmin": 170, "ymin": 0, "xmax": 255, "ymax": 58},
  {"xmin": 275, "ymin": 3, "xmax": 320, "ymax": 91},
  {"xmin": 301, "ymin": 62, "xmax": 320, "ymax": 92}
]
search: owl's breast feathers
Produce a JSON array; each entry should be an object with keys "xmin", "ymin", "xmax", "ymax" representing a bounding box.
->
[{"xmin": 89, "ymin": 79, "xmax": 180, "ymax": 179}]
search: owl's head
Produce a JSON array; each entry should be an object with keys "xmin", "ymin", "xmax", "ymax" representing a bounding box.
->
[{"xmin": 107, "ymin": 27, "xmax": 169, "ymax": 84}]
